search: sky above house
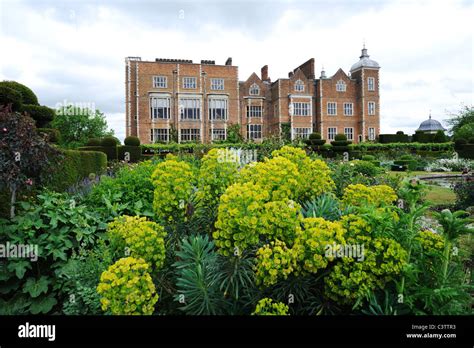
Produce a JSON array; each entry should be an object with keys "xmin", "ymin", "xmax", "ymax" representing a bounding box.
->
[{"xmin": 1, "ymin": 0, "xmax": 473, "ymax": 141}]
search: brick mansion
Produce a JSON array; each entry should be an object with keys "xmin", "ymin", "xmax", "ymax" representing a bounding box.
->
[{"xmin": 125, "ymin": 47, "xmax": 380, "ymax": 144}]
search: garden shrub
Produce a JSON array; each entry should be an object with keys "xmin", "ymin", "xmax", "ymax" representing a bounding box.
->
[
  {"xmin": 21, "ymin": 104, "xmax": 56, "ymax": 128},
  {"xmin": 425, "ymin": 158, "xmax": 473, "ymax": 172},
  {"xmin": 86, "ymin": 138, "xmax": 102, "ymax": 146},
  {"xmin": 195, "ymin": 148, "xmax": 240, "ymax": 213},
  {"xmin": 342, "ymin": 184, "xmax": 397, "ymax": 208},
  {"xmin": 173, "ymin": 234, "xmax": 226, "ymax": 315},
  {"xmin": 214, "ymin": 182, "xmax": 270, "ymax": 256},
  {"xmin": 239, "ymin": 156, "xmax": 301, "ymax": 201},
  {"xmin": 118, "ymin": 145, "xmax": 142, "ymax": 162},
  {"xmin": 152, "ymin": 158, "xmax": 195, "ymax": 223},
  {"xmin": 37, "ymin": 128, "xmax": 60, "ymax": 143},
  {"xmin": 350, "ymin": 160, "xmax": 382, "ymax": 177},
  {"xmin": 252, "ymin": 298, "xmax": 289, "ymax": 315},
  {"xmin": 324, "ymin": 235, "xmax": 407, "ymax": 304},
  {"xmin": 60, "ymin": 243, "xmax": 113, "ymax": 315},
  {"xmin": 0, "ymin": 86, "xmax": 22, "ymax": 111},
  {"xmin": 48, "ymin": 149, "xmax": 107, "ymax": 191},
  {"xmin": 124, "ymin": 136, "xmax": 140, "ymax": 146},
  {"xmin": 254, "ymin": 239, "xmax": 299, "ymax": 287},
  {"xmin": 86, "ymin": 161, "xmax": 156, "ymax": 218},
  {"xmin": 101, "ymin": 136, "xmax": 119, "ymax": 146},
  {"xmin": 0, "ymin": 191, "xmax": 106, "ymax": 314},
  {"xmin": 293, "ymin": 217, "xmax": 346, "ymax": 274},
  {"xmin": 259, "ymin": 200, "xmax": 303, "ymax": 245},
  {"xmin": 0, "ymin": 81, "xmax": 39, "ymax": 105},
  {"xmin": 271, "ymin": 146, "xmax": 335, "ymax": 200},
  {"xmin": 97, "ymin": 257, "xmax": 158, "ymax": 315},
  {"xmin": 378, "ymin": 133, "xmax": 410, "ymax": 143},
  {"xmin": 107, "ymin": 215, "xmax": 167, "ymax": 270},
  {"xmin": 453, "ymin": 181, "xmax": 474, "ymax": 210}
]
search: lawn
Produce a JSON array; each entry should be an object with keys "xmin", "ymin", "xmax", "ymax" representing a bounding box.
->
[{"xmin": 425, "ymin": 185, "xmax": 457, "ymax": 205}]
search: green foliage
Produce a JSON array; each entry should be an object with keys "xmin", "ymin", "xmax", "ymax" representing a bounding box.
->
[
  {"xmin": 214, "ymin": 182, "xmax": 269, "ymax": 256},
  {"xmin": 107, "ymin": 215, "xmax": 167, "ymax": 270},
  {"xmin": 152, "ymin": 157, "xmax": 195, "ymax": 223},
  {"xmin": 97, "ymin": 257, "xmax": 158, "ymax": 315},
  {"xmin": 294, "ymin": 217, "xmax": 346, "ymax": 274},
  {"xmin": 378, "ymin": 133, "xmax": 410, "ymax": 143},
  {"xmin": 86, "ymin": 161, "xmax": 156, "ymax": 217},
  {"xmin": 101, "ymin": 136, "xmax": 119, "ymax": 147},
  {"xmin": 453, "ymin": 181, "xmax": 474, "ymax": 210},
  {"xmin": 195, "ymin": 148, "xmax": 239, "ymax": 214},
  {"xmin": 252, "ymin": 298, "xmax": 289, "ymax": 315},
  {"xmin": 124, "ymin": 136, "xmax": 140, "ymax": 146},
  {"xmin": 309, "ymin": 132, "xmax": 322, "ymax": 140},
  {"xmin": 118, "ymin": 145, "xmax": 142, "ymax": 162},
  {"xmin": 335, "ymin": 134, "xmax": 347, "ymax": 141},
  {"xmin": 280, "ymin": 122, "xmax": 291, "ymax": 142},
  {"xmin": 0, "ymin": 108, "xmax": 61, "ymax": 218},
  {"xmin": 37, "ymin": 128, "xmax": 60, "ymax": 143},
  {"xmin": 433, "ymin": 130, "xmax": 447, "ymax": 143},
  {"xmin": 254, "ymin": 239, "xmax": 299, "ymax": 286},
  {"xmin": 0, "ymin": 81, "xmax": 38, "ymax": 105},
  {"xmin": 446, "ymin": 105, "xmax": 474, "ymax": 135},
  {"xmin": 173, "ymin": 234, "xmax": 225, "ymax": 315},
  {"xmin": 86, "ymin": 138, "xmax": 102, "ymax": 146},
  {"xmin": 47, "ymin": 149, "xmax": 107, "ymax": 192},
  {"xmin": 301, "ymin": 194, "xmax": 342, "ymax": 221},
  {"xmin": 52, "ymin": 107, "xmax": 113, "ymax": 148},
  {"xmin": 325, "ymin": 224, "xmax": 407, "ymax": 305},
  {"xmin": 60, "ymin": 243, "xmax": 113, "ymax": 315},
  {"xmin": 0, "ymin": 86, "xmax": 23, "ymax": 111},
  {"xmin": 0, "ymin": 191, "xmax": 107, "ymax": 314},
  {"xmin": 21, "ymin": 104, "xmax": 56, "ymax": 128},
  {"xmin": 271, "ymin": 146, "xmax": 335, "ymax": 201},
  {"xmin": 226, "ymin": 123, "xmax": 243, "ymax": 143},
  {"xmin": 342, "ymin": 184, "xmax": 397, "ymax": 208}
]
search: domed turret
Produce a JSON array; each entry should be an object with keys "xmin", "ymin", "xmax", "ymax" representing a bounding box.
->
[
  {"xmin": 350, "ymin": 45, "xmax": 380, "ymax": 72},
  {"xmin": 416, "ymin": 113, "xmax": 446, "ymax": 134}
]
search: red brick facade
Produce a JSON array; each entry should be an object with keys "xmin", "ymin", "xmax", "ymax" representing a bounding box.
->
[{"xmin": 125, "ymin": 48, "xmax": 380, "ymax": 144}]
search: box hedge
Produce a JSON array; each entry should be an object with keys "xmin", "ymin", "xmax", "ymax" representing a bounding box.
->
[
  {"xmin": 118, "ymin": 145, "xmax": 142, "ymax": 162},
  {"xmin": 48, "ymin": 149, "xmax": 107, "ymax": 191},
  {"xmin": 79, "ymin": 145, "xmax": 118, "ymax": 161},
  {"xmin": 378, "ymin": 133, "xmax": 410, "ymax": 143}
]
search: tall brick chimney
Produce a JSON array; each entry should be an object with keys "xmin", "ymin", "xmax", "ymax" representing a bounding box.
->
[
  {"xmin": 261, "ymin": 65, "xmax": 269, "ymax": 81},
  {"xmin": 225, "ymin": 57, "xmax": 232, "ymax": 66}
]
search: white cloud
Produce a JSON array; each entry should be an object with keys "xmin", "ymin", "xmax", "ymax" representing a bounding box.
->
[{"xmin": 0, "ymin": 0, "xmax": 472, "ymax": 140}]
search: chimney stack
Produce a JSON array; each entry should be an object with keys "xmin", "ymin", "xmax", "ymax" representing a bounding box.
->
[
  {"xmin": 225, "ymin": 57, "xmax": 232, "ymax": 66},
  {"xmin": 288, "ymin": 71, "xmax": 294, "ymax": 78},
  {"xmin": 261, "ymin": 65, "xmax": 269, "ymax": 81}
]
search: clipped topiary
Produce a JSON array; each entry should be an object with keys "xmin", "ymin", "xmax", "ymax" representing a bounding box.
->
[
  {"xmin": 309, "ymin": 132, "xmax": 322, "ymax": 140},
  {"xmin": 124, "ymin": 136, "xmax": 140, "ymax": 146},
  {"xmin": 0, "ymin": 86, "xmax": 23, "ymax": 111},
  {"xmin": 0, "ymin": 81, "xmax": 39, "ymax": 105},
  {"xmin": 21, "ymin": 104, "xmax": 56, "ymax": 127},
  {"xmin": 101, "ymin": 136, "xmax": 119, "ymax": 147},
  {"xmin": 396, "ymin": 131, "xmax": 404, "ymax": 135},
  {"xmin": 86, "ymin": 138, "xmax": 102, "ymax": 146},
  {"xmin": 334, "ymin": 133, "xmax": 347, "ymax": 141}
]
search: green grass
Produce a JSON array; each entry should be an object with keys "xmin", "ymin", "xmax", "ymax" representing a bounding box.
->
[{"xmin": 424, "ymin": 185, "xmax": 457, "ymax": 206}]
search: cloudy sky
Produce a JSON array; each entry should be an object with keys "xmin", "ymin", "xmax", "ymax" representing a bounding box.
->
[{"xmin": 1, "ymin": 0, "xmax": 473, "ymax": 140}]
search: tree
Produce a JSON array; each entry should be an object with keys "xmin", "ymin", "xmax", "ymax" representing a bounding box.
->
[
  {"xmin": 446, "ymin": 105, "xmax": 474, "ymax": 135},
  {"xmin": 51, "ymin": 106, "xmax": 113, "ymax": 148},
  {"xmin": 0, "ymin": 106, "xmax": 61, "ymax": 218}
]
